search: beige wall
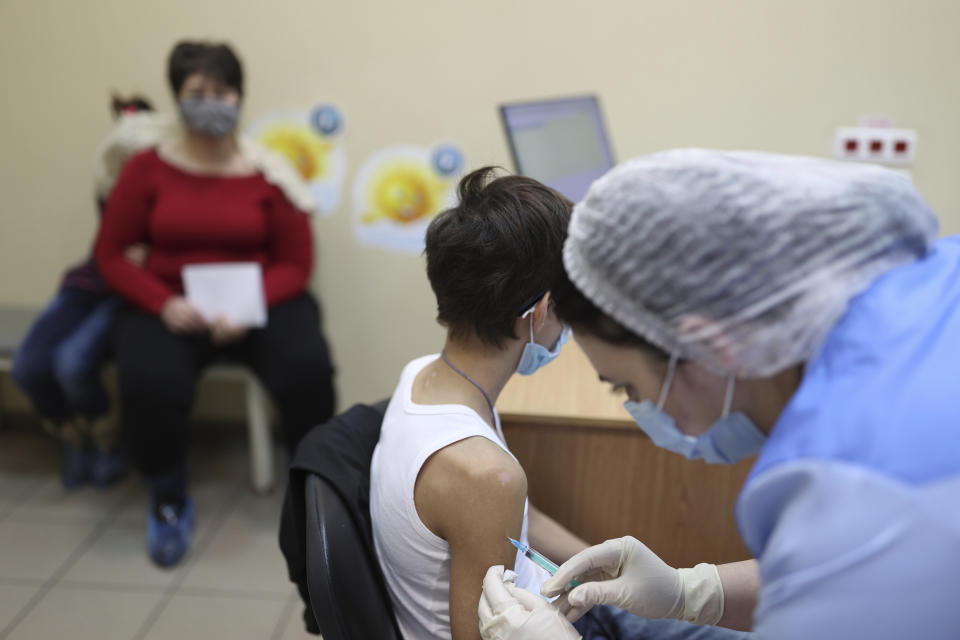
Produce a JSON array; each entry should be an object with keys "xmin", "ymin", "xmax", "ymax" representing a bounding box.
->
[{"xmin": 2, "ymin": 0, "xmax": 959, "ymax": 413}]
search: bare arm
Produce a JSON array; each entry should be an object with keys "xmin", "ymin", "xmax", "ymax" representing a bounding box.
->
[
  {"xmin": 415, "ymin": 437, "xmax": 529, "ymax": 640},
  {"xmin": 716, "ymin": 559, "xmax": 759, "ymax": 631},
  {"xmin": 526, "ymin": 503, "xmax": 589, "ymax": 566}
]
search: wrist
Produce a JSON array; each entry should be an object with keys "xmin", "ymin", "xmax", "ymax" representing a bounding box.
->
[{"xmin": 677, "ymin": 563, "xmax": 724, "ymax": 626}]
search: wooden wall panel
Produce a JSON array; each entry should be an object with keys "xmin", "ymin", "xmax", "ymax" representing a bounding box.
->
[{"xmin": 502, "ymin": 420, "xmax": 754, "ymax": 568}]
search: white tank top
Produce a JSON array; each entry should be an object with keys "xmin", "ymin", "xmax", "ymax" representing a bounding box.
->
[{"xmin": 370, "ymin": 354, "xmax": 546, "ymax": 640}]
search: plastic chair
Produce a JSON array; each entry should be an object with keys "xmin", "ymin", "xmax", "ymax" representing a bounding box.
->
[{"xmin": 304, "ymin": 473, "xmax": 402, "ymax": 640}]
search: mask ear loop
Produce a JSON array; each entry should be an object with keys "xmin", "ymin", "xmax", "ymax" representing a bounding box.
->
[
  {"xmin": 656, "ymin": 355, "xmax": 678, "ymax": 410},
  {"xmin": 521, "ymin": 306, "xmax": 535, "ymax": 342},
  {"xmin": 721, "ymin": 375, "xmax": 736, "ymax": 418}
]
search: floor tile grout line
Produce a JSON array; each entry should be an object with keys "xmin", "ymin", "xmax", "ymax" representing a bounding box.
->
[
  {"xmin": 0, "ymin": 498, "xmax": 123, "ymax": 639},
  {"xmin": 51, "ymin": 579, "xmax": 290, "ymax": 600},
  {"xmin": 0, "ymin": 478, "xmax": 47, "ymax": 523},
  {"xmin": 55, "ymin": 580, "xmax": 170, "ymax": 595},
  {"xmin": 0, "ymin": 515, "xmax": 121, "ymax": 527},
  {"xmin": 173, "ymin": 586, "xmax": 291, "ymax": 601},
  {"xmin": 0, "ymin": 478, "xmax": 139, "ymax": 526},
  {"xmin": 0, "ymin": 578, "xmax": 45, "ymax": 588},
  {"xmin": 270, "ymin": 591, "xmax": 302, "ymax": 640},
  {"xmin": 8, "ymin": 476, "xmax": 57, "ymax": 508},
  {"xmin": 131, "ymin": 487, "xmax": 245, "ymax": 640}
]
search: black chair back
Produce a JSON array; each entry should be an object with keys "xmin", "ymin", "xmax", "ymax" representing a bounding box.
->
[{"xmin": 304, "ymin": 473, "xmax": 402, "ymax": 640}]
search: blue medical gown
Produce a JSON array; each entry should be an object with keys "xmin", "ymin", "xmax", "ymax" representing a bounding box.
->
[{"xmin": 736, "ymin": 236, "xmax": 960, "ymax": 639}]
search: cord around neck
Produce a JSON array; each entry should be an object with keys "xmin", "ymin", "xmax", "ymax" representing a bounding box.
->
[{"xmin": 440, "ymin": 351, "xmax": 495, "ymax": 418}]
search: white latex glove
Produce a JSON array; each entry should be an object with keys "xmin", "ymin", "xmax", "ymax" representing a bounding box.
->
[
  {"xmin": 478, "ymin": 565, "xmax": 581, "ymax": 640},
  {"xmin": 541, "ymin": 536, "xmax": 724, "ymax": 626}
]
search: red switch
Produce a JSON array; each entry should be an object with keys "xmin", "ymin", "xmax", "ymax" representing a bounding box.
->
[
  {"xmin": 870, "ymin": 139, "xmax": 884, "ymax": 153},
  {"xmin": 845, "ymin": 139, "xmax": 859, "ymax": 152},
  {"xmin": 894, "ymin": 140, "xmax": 908, "ymax": 154}
]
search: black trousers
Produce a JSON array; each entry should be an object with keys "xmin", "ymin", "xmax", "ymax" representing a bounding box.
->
[{"xmin": 113, "ymin": 293, "xmax": 336, "ymax": 477}]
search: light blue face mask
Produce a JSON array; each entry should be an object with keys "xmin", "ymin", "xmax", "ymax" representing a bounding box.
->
[
  {"xmin": 515, "ymin": 311, "xmax": 570, "ymax": 376},
  {"xmin": 623, "ymin": 355, "xmax": 766, "ymax": 464}
]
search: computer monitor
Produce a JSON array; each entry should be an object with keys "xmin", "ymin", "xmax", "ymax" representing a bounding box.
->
[{"xmin": 499, "ymin": 95, "xmax": 615, "ymax": 202}]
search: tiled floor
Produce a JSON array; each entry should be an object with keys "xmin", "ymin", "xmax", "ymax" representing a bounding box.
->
[{"xmin": 0, "ymin": 425, "xmax": 317, "ymax": 640}]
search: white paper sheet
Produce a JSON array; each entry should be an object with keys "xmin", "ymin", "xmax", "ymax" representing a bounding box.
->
[{"xmin": 182, "ymin": 262, "xmax": 267, "ymax": 328}]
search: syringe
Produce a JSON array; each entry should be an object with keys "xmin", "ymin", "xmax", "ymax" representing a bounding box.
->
[{"xmin": 508, "ymin": 537, "xmax": 580, "ymax": 588}]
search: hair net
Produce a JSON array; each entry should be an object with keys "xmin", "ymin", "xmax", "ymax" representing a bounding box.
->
[{"xmin": 563, "ymin": 149, "xmax": 939, "ymax": 377}]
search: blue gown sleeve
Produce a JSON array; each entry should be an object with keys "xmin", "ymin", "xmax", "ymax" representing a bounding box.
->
[{"xmin": 738, "ymin": 461, "xmax": 960, "ymax": 639}]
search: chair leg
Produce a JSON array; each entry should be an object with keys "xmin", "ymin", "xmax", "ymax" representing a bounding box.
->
[{"xmin": 245, "ymin": 375, "xmax": 274, "ymax": 494}]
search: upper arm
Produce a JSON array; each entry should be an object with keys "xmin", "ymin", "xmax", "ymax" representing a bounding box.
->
[
  {"xmin": 266, "ymin": 189, "xmax": 313, "ymax": 271},
  {"xmin": 261, "ymin": 190, "xmax": 313, "ymax": 305},
  {"xmin": 96, "ymin": 151, "xmax": 155, "ymax": 261},
  {"xmin": 415, "ymin": 438, "xmax": 527, "ymax": 640},
  {"xmin": 94, "ymin": 151, "xmax": 176, "ymax": 312}
]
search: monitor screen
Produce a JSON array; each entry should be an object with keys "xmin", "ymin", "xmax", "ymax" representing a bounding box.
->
[{"xmin": 499, "ymin": 95, "xmax": 615, "ymax": 202}]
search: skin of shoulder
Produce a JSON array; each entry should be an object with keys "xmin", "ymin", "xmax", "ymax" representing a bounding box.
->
[{"xmin": 414, "ymin": 435, "xmax": 528, "ymax": 640}]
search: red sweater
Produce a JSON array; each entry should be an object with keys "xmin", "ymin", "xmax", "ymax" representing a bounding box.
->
[{"xmin": 95, "ymin": 149, "xmax": 313, "ymax": 315}]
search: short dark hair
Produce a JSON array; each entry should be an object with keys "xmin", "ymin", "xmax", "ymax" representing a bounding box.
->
[
  {"xmin": 167, "ymin": 41, "xmax": 244, "ymax": 97},
  {"xmin": 552, "ymin": 264, "xmax": 669, "ymax": 359},
  {"xmin": 425, "ymin": 167, "xmax": 572, "ymax": 348}
]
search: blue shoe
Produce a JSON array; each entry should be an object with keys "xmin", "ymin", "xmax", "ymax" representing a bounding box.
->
[
  {"xmin": 147, "ymin": 498, "xmax": 195, "ymax": 568},
  {"xmin": 61, "ymin": 442, "xmax": 92, "ymax": 490},
  {"xmin": 91, "ymin": 446, "xmax": 128, "ymax": 488}
]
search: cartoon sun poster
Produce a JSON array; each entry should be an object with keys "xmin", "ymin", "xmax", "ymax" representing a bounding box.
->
[
  {"xmin": 352, "ymin": 144, "xmax": 464, "ymax": 253},
  {"xmin": 247, "ymin": 103, "xmax": 346, "ymax": 215}
]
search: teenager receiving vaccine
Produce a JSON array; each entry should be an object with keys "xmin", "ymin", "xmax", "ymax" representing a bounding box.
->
[{"xmin": 370, "ymin": 167, "xmax": 749, "ymax": 640}]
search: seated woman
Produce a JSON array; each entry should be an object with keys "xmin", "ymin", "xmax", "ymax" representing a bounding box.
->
[
  {"xmin": 95, "ymin": 40, "xmax": 335, "ymax": 568},
  {"xmin": 370, "ymin": 168, "xmax": 749, "ymax": 639}
]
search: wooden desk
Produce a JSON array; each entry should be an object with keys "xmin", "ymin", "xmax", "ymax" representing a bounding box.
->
[{"xmin": 498, "ymin": 341, "xmax": 753, "ymax": 568}]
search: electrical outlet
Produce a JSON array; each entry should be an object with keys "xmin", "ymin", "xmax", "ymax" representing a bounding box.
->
[
  {"xmin": 884, "ymin": 129, "xmax": 916, "ymax": 165},
  {"xmin": 834, "ymin": 127, "xmax": 863, "ymax": 160},
  {"xmin": 833, "ymin": 127, "xmax": 917, "ymax": 166},
  {"xmin": 865, "ymin": 132, "xmax": 886, "ymax": 162}
]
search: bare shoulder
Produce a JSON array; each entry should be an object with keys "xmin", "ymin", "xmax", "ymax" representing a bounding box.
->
[
  {"xmin": 423, "ymin": 436, "xmax": 526, "ymax": 501},
  {"xmin": 415, "ymin": 436, "xmax": 527, "ymax": 540}
]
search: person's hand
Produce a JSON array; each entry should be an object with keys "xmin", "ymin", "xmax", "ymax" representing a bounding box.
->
[
  {"xmin": 479, "ymin": 566, "xmax": 580, "ymax": 640},
  {"xmin": 210, "ymin": 315, "xmax": 248, "ymax": 346},
  {"xmin": 123, "ymin": 243, "xmax": 149, "ymax": 267},
  {"xmin": 160, "ymin": 297, "xmax": 207, "ymax": 334},
  {"xmin": 542, "ymin": 536, "xmax": 682, "ymax": 622},
  {"xmin": 541, "ymin": 537, "xmax": 725, "ymax": 626}
]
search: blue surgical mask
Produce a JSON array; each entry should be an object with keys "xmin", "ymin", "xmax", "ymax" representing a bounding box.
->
[
  {"xmin": 623, "ymin": 356, "xmax": 766, "ymax": 464},
  {"xmin": 516, "ymin": 313, "xmax": 570, "ymax": 376}
]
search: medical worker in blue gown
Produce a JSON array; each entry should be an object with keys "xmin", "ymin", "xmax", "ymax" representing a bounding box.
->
[{"xmin": 477, "ymin": 149, "xmax": 960, "ymax": 640}]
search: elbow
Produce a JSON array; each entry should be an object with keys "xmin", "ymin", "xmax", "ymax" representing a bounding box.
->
[{"xmin": 287, "ymin": 262, "xmax": 312, "ymax": 296}]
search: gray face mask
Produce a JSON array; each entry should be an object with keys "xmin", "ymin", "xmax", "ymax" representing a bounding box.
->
[{"xmin": 179, "ymin": 98, "xmax": 240, "ymax": 137}]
